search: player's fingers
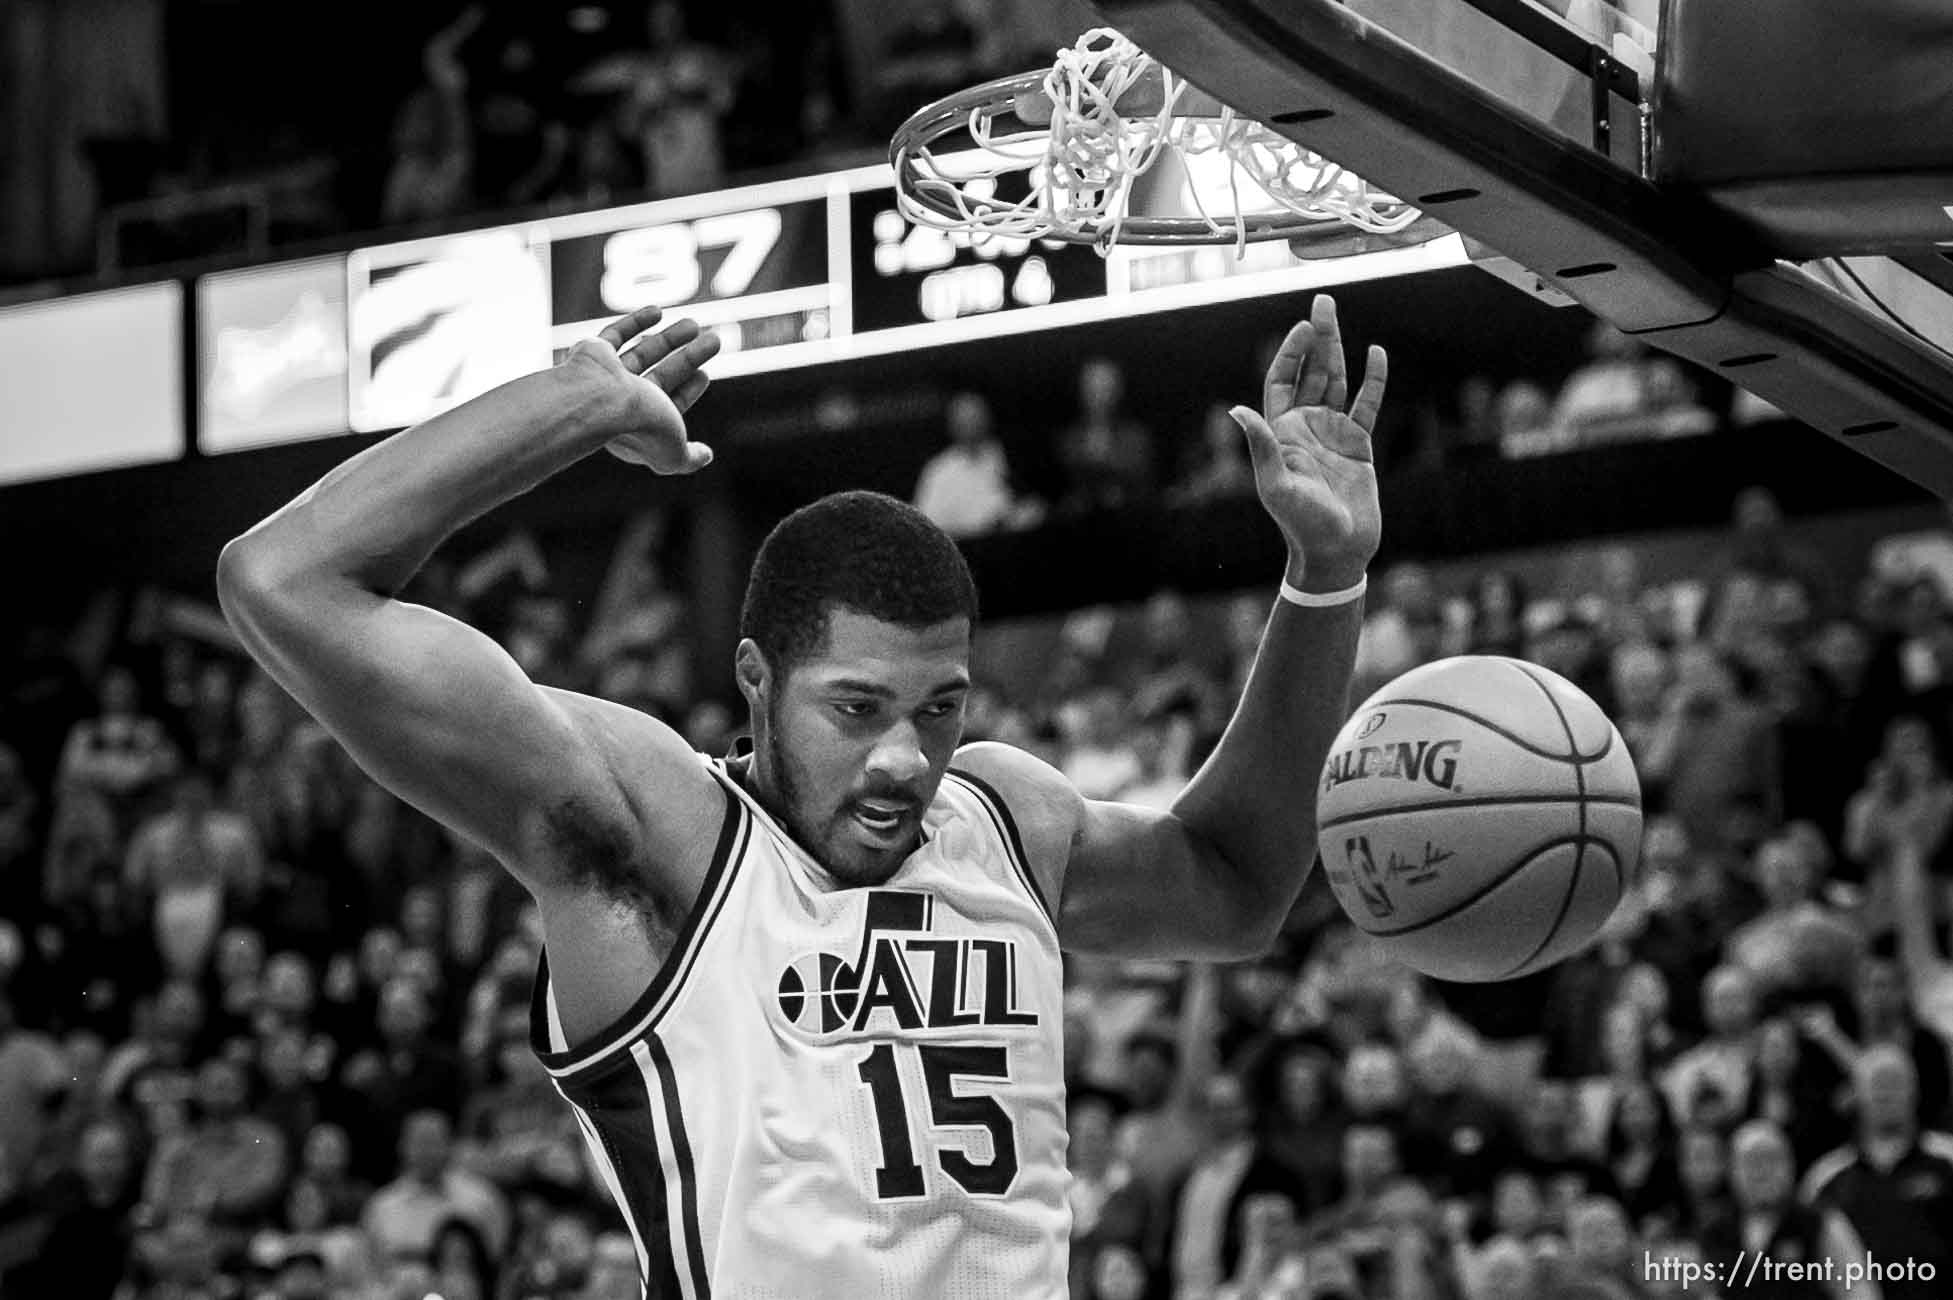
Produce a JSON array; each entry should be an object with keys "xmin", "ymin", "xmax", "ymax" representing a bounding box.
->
[
  {"xmin": 1263, "ymin": 320, "xmax": 1314, "ymax": 416},
  {"xmin": 1348, "ymin": 345, "xmax": 1389, "ymax": 433},
  {"xmin": 1229, "ymin": 405, "xmax": 1284, "ymax": 476},
  {"xmin": 682, "ymin": 442, "xmax": 715, "ymax": 472},
  {"xmin": 1312, "ymin": 295, "xmax": 1348, "ymax": 411},
  {"xmin": 649, "ymin": 330, "xmax": 722, "ymax": 388},
  {"xmin": 620, "ymin": 317, "xmax": 700, "ymax": 374},
  {"xmin": 597, "ymin": 305, "xmax": 666, "ymax": 354},
  {"xmin": 671, "ymin": 371, "xmax": 711, "ymax": 412}
]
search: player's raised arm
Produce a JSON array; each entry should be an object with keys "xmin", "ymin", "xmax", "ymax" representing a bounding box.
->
[
  {"xmin": 966, "ymin": 296, "xmax": 1380, "ymax": 959},
  {"xmin": 216, "ymin": 308, "xmax": 724, "ymax": 898}
]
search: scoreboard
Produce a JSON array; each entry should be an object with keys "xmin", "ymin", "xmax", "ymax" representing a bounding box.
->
[{"xmin": 273, "ymin": 162, "xmax": 1466, "ymax": 438}]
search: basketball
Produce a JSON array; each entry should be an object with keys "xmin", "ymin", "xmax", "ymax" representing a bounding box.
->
[{"xmin": 1316, "ymin": 656, "xmax": 1642, "ymax": 982}]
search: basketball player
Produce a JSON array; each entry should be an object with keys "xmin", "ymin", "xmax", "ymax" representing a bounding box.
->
[{"xmin": 216, "ymin": 294, "xmax": 1386, "ymax": 1298}]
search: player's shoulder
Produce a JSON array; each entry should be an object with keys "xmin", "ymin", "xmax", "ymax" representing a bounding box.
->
[
  {"xmin": 949, "ymin": 741, "xmax": 1084, "ymax": 881},
  {"xmin": 533, "ymin": 686, "xmax": 728, "ymax": 867}
]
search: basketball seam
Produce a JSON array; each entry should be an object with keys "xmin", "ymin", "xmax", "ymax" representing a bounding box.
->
[
  {"xmin": 1350, "ymin": 835, "xmax": 1614, "ymax": 938},
  {"xmin": 1501, "ymin": 660, "xmax": 1591, "ymax": 978},
  {"xmin": 1317, "ymin": 793, "xmax": 1642, "ymax": 833},
  {"xmin": 1364, "ymin": 695, "xmax": 1614, "ymax": 763}
]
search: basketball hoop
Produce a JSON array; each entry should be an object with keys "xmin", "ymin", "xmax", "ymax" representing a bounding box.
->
[{"xmin": 890, "ymin": 28, "xmax": 1441, "ymax": 255}]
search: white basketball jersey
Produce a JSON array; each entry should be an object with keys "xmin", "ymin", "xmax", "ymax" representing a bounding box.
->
[{"xmin": 530, "ymin": 755, "xmax": 1072, "ymax": 1300}]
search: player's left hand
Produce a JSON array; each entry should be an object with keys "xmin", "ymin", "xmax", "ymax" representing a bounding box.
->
[{"xmin": 1230, "ymin": 294, "xmax": 1386, "ymax": 591}]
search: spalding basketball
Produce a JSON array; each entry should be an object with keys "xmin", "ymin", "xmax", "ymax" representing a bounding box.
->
[{"xmin": 1316, "ymin": 656, "xmax": 1641, "ymax": 982}]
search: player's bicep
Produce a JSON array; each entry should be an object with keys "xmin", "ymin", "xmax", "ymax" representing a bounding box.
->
[
  {"xmin": 223, "ymin": 574, "xmax": 701, "ymax": 888},
  {"xmin": 950, "ymin": 742, "xmax": 1273, "ymax": 960},
  {"xmin": 1060, "ymin": 799, "xmax": 1277, "ymax": 959}
]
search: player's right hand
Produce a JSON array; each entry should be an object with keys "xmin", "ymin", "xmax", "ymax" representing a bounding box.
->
[{"xmin": 566, "ymin": 306, "xmax": 723, "ymax": 475}]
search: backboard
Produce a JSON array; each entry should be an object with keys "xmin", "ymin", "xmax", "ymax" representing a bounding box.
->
[{"xmin": 1086, "ymin": 0, "xmax": 1953, "ymax": 497}]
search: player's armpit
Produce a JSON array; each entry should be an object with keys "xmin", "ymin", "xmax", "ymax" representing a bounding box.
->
[
  {"xmin": 217, "ymin": 549, "xmax": 720, "ymax": 904},
  {"xmin": 951, "ymin": 741, "xmax": 1275, "ymax": 960}
]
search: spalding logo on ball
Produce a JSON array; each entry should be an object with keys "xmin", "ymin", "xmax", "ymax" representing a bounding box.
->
[{"xmin": 1316, "ymin": 655, "xmax": 1642, "ymax": 983}]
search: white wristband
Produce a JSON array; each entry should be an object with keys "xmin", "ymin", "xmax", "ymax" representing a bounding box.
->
[{"xmin": 1279, "ymin": 574, "xmax": 1368, "ymax": 608}]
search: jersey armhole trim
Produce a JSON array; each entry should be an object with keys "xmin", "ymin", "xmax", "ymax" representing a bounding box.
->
[
  {"xmin": 531, "ymin": 774, "xmax": 751, "ymax": 1081},
  {"xmin": 948, "ymin": 766, "xmax": 1056, "ymax": 930}
]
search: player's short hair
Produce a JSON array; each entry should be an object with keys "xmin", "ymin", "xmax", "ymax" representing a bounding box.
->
[{"xmin": 740, "ymin": 491, "xmax": 978, "ymax": 674}]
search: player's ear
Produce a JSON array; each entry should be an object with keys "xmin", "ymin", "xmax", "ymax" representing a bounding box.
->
[{"xmin": 734, "ymin": 639, "xmax": 770, "ymax": 708}]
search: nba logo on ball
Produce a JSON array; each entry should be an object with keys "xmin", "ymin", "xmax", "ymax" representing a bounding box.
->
[{"xmin": 1317, "ymin": 656, "xmax": 1642, "ymax": 983}]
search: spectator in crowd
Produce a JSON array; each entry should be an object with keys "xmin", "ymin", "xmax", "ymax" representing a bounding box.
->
[
  {"xmin": 1664, "ymin": 965, "xmax": 1762, "ymax": 1128},
  {"xmin": 297, "ymin": 1123, "xmax": 372, "ymax": 1230},
  {"xmin": 1058, "ymin": 687, "xmax": 1143, "ymax": 800},
  {"xmin": 1551, "ymin": 321, "xmax": 1653, "ymax": 441},
  {"xmin": 1826, "ymin": 951, "xmax": 1953, "ymax": 1128},
  {"xmin": 1888, "ymin": 817, "xmax": 1953, "ymax": 1047},
  {"xmin": 362, "ymin": 1109, "xmax": 509, "ymax": 1268},
  {"xmin": 123, "ymin": 769, "xmax": 264, "ymax": 981},
  {"xmin": 57, "ymin": 664, "xmax": 177, "ymax": 837},
  {"xmin": 1254, "ymin": 1039, "xmax": 1344, "ymax": 1213},
  {"xmin": 431, "ymin": 1214, "xmax": 500, "ymax": 1299},
  {"xmin": 1463, "ymin": 568, "xmax": 1528, "ymax": 659},
  {"xmin": 1641, "ymin": 644, "xmax": 1783, "ymax": 861},
  {"xmin": 0, "ymin": 984, "xmax": 67, "ymax": 1198},
  {"xmin": 1703, "ymin": 1121, "xmax": 1868, "ymax": 1300},
  {"xmin": 1353, "ymin": 561, "xmax": 1444, "ymax": 698},
  {"xmin": 1066, "ymin": 1086, "xmax": 1154, "ymax": 1299},
  {"xmin": 1513, "ymin": 1077, "xmax": 1617, "ymax": 1223},
  {"xmin": 101, "ymin": 979, "xmax": 205, "ymax": 1116},
  {"xmin": 1405, "ymin": 1019, "xmax": 1516, "ymax": 1201},
  {"xmin": 1058, "ymin": 357, "xmax": 1157, "ymax": 512},
  {"xmin": 1642, "ymin": 359, "xmax": 1719, "ymax": 440},
  {"xmin": 1673, "ymin": 1122, "xmax": 1732, "ymax": 1241},
  {"xmin": 381, "ymin": 6, "xmax": 478, "ymax": 226},
  {"xmin": 1724, "ymin": 831, "xmax": 1864, "ymax": 1002},
  {"xmin": 1169, "ymin": 1067, "xmax": 1312, "ymax": 1298},
  {"xmin": 630, "ymin": 0, "xmax": 738, "ymax": 197},
  {"xmin": 256, "ymin": 1023, "xmax": 326, "ymax": 1160},
  {"xmin": 337, "ymin": 978, "xmax": 465, "ymax": 1181},
  {"xmin": 1599, "ymin": 1079, "xmax": 1683, "ymax": 1232},
  {"xmin": 10, "ymin": 1116, "xmax": 143, "ymax": 1299},
  {"xmin": 1167, "ymin": 404, "xmax": 1258, "ymax": 506},
  {"xmin": 1566, "ymin": 995, "xmax": 1655, "ymax": 1151},
  {"xmin": 1562, "ymin": 1194, "xmax": 1642, "ymax": 1298},
  {"xmin": 1717, "ymin": 486, "xmax": 1831, "ymax": 601},
  {"xmin": 913, "ymin": 391, "xmax": 1027, "ymax": 537},
  {"xmin": 1114, "ymin": 968, "xmax": 1219, "ymax": 1209},
  {"xmin": 1747, "ymin": 1014, "xmax": 1849, "ymax": 1169},
  {"xmin": 1845, "ymin": 714, "xmax": 1953, "ymax": 924},
  {"xmin": 143, "ymin": 1055, "xmax": 288, "ymax": 1234},
  {"xmin": 1609, "ymin": 640, "xmax": 1672, "ymax": 767},
  {"xmin": 1802, "ymin": 1047, "xmax": 1953, "ymax": 1300},
  {"xmin": 1496, "ymin": 379, "xmax": 1567, "ymax": 457},
  {"xmin": 468, "ymin": 26, "xmax": 572, "ymax": 211}
]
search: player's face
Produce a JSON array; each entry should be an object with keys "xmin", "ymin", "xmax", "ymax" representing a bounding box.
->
[{"xmin": 756, "ymin": 609, "xmax": 971, "ymax": 886}]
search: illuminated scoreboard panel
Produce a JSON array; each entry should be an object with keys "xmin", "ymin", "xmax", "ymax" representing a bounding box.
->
[
  {"xmin": 335, "ymin": 164, "xmax": 1471, "ymax": 431},
  {"xmin": 545, "ymin": 185, "xmax": 834, "ymax": 363}
]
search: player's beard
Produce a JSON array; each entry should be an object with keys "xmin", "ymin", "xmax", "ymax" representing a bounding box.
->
[{"xmin": 764, "ymin": 697, "xmax": 906, "ymax": 887}]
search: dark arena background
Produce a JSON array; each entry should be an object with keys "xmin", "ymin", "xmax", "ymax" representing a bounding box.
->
[{"xmin": 6, "ymin": 1, "xmax": 1953, "ymax": 1297}]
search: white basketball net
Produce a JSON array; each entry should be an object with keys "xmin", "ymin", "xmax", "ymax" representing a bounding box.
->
[{"xmin": 897, "ymin": 28, "xmax": 1424, "ymax": 252}]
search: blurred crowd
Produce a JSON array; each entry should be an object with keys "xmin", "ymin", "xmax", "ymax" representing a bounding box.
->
[
  {"xmin": 908, "ymin": 326, "xmax": 1729, "ymax": 541},
  {"xmin": 377, "ymin": 0, "xmax": 812, "ymax": 228},
  {"xmin": 7, "ymin": 477, "xmax": 1953, "ymax": 1299},
  {"xmin": 81, "ymin": 0, "xmax": 1054, "ymax": 267}
]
